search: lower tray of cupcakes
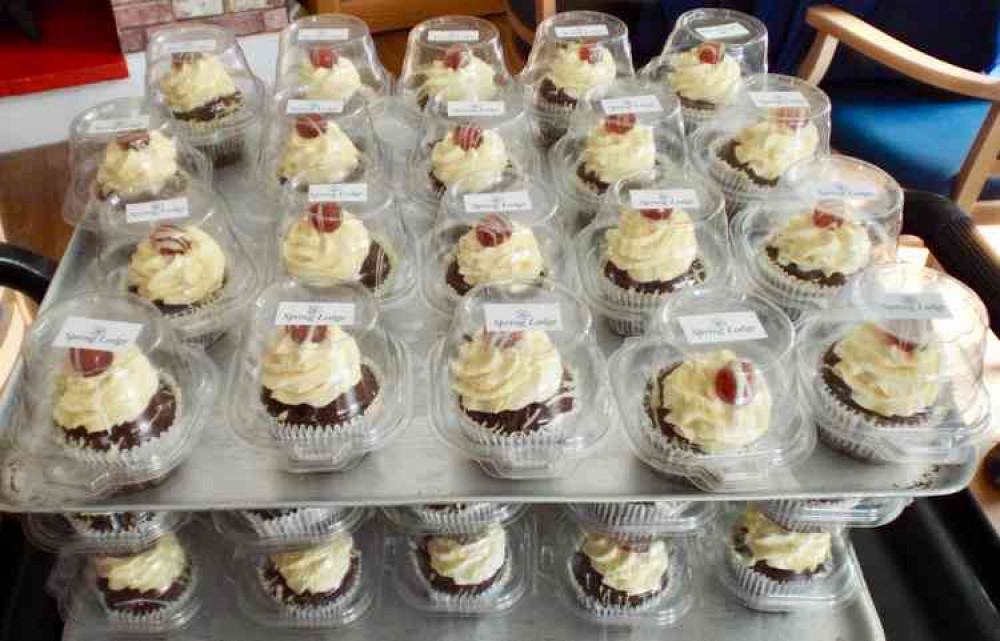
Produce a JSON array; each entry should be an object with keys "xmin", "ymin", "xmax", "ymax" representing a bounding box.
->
[{"xmin": 43, "ymin": 501, "xmax": 894, "ymax": 641}]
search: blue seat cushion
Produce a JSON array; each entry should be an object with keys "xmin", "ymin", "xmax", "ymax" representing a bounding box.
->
[{"xmin": 825, "ymin": 81, "xmax": 1000, "ymax": 200}]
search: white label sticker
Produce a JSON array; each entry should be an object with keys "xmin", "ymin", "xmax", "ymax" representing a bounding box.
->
[
  {"xmin": 678, "ymin": 312, "xmax": 768, "ymax": 344},
  {"xmin": 427, "ymin": 29, "xmax": 480, "ymax": 43},
  {"xmin": 814, "ymin": 180, "xmax": 880, "ymax": 200},
  {"xmin": 87, "ymin": 115, "xmax": 151, "ymax": 135},
  {"xmin": 308, "ymin": 183, "xmax": 368, "ymax": 203},
  {"xmin": 164, "ymin": 39, "xmax": 216, "ymax": 54},
  {"xmin": 601, "ymin": 95, "xmax": 663, "ymax": 116},
  {"xmin": 286, "ymin": 99, "xmax": 344, "ymax": 115},
  {"xmin": 298, "ymin": 28, "xmax": 349, "ymax": 42},
  {"xmin": 464, "ymin": 191, "xmax": 533, "ymax": 214},
  {"xmin": 484, "ymin": 304, "xmax": 563, "ymax": 332},
  {"xmin": 629, "ymin": 189, "xmax": 700, "ymax": 210},
  {"xmin": 275, "ymin": 302, "xmax": 356, "ymax": 327},
  {"xmin": 554, "ymin": 24, "xmax": 610, "ymax": 38},
  {"xmin": 447, "ymin": 101, "xmax": 505, "ymax": 117},
  {"xmin": 750, "ymin": 91, "xmax": 809, "ymax": 109},
  {"xmin": 873, "ymin": 293, "xmax": 953, "ymax": 320},
  {"xmin": 125, "ymin": 197, "xmax": 189, "ymax": 223},
  {"xmin": 695, "ymin": 22, "xmax": 751, "ymax": 40},
  {"xmin": 54, "ymin": 317, "xmax": 143, "ymax": 352}
]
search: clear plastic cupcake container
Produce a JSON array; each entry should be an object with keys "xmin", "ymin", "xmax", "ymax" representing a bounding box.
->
[
  {"xmin": 275, "ymin": 13, "xmax": 393, "ymax": 108},
  {"xmin": 398, "ymin": 15, "xmax": 513, "ymax": 124},
  {"xmin": 23, "ymin": 510, "xmax": 187, "ymax": 555},
  {"xmin": 565, "ymin": 501, "xmax": 719, "ymax": 538},
  {"xmin": 231, "ymin": 515, "xmax": 382, "ymax": 629},
  {"xmin": 427, "ymin": 278, "xmax": 614, "ymax": 479},
  {"xmin": 520, "ymin": 11, "xmax": 634, "ymax": 149},
  {"xmin": 213, "ymin": 506, "xmax": 370, "ymax": 550},
  {"xmin": 145, "ymin": 24, "xmax": 265, "ymax": 166},
  {"xmin": 6, "ymin": 292, "xmax": 217, "ymax": 502},
  {"xmin": 92, "ymin": 178, "xmax": 260, "ymax": 346},
  {"xmin": 420, "ymin": 168, "xmax": 572, "ymax": 317},
  {"xmin": 716, "ymin": 505, "xmax": 859, "ymax": 612},
  {"xmin": 63, "ymin": 97, "xmax": 212, "ymax": 231},
  {"xmin": 382, "ymin": 502, "xmax": 528, "ymax": 535},
  {"xmin": 575, "ymin": 166, "xmax": 730, "ymax": 337},
  {"xmin": 796, "ymin": 262, "xmax": 991, "ymax": 464},
  {"xmin": 543, "ymin": 514, "xmax": 695, "ymax": 626},
  {"xmin": 226, "ymin": 279, "xmax": 413, "ymax": 473},
  {"xmin": 758, "ymin": 497, "xmax": 910, "ymax": 532},
  {"xmin": 274, "ymin": 165, "xmax": 414, "ymax": 307},
  {"xmin": 549, "ymin": 78, "xmax": 688, "ymax": 233},
  {"xmin": 642, "ymin": 8, "xmax": 768, "ymax": 132},
  {"xmin": 690, "ymin": 73, "xmax": 831, "ymax": 216},
  {"xmin": 389, "ymin": 508, "xmax": 532, "ymax": 615},
  {"xmin": 610, "ymin": 287, "xmax": 814, "ymax": 492},
  {"xmin": 731, "ymin": 154, "xmax": 903, "ymax": 321}
]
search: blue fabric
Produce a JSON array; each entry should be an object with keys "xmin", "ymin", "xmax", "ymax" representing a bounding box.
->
[{"xmin": 827, "ymin": 82, "xmax": 1000, "ymax": 199}]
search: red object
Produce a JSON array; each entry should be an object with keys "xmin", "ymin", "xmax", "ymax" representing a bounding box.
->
[
  {"xmin": 287, "ymin": 325, "xmax": 328, "ymax": 344},
  {"xmin": 296, "ymin": 114, "xmax": 328, "ymax": 138},
  {"xmin": 68, "ymin": 348, "xmax": 113, "ymax": 378},
  {"xmin": 604, "ymin": 114, "xmax": 637, "ymax": 135},
  {"xmin": 640, "ymin": 208, "xmax": 673, "ymax": 221},
  {"xmin": 0, "ymin": 0, "xmax": 128, "ymax": 97},
  {"xmin": 697, "ymin": 43, "xmax": 723, "ymax": 64},
  {"xmin": 883, "ymin": 332, "xmax": 918, "ymax": 354},
  {"xmin": 812, "ymin": 208, "xmax": 844, "ymax": 229},
  {"xmin": 309, "ymin": 203, "xmax": 343, "ymax": 233},
  {"xmin": 151, "ymin": 225, "xmax": 193, "ymax": 256},
  {"xmin": 715, "ymin": 361, "xmax": 756, "ymax": 406},
  {"xmin": 475, "ymin": 213, "xmax": 513, "ymax": 247},
  {"xmin": 453, "ymin": 125, "xmax": 484, "ymax": 151}
]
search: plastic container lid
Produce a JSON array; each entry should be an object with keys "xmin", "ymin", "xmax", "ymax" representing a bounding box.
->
[
  {"xmin": 427, "ymin": 278, "xmax": 614, "ymax": 479},
  {"xmin": 226, "ymin": 279, "xmax": 413, "ymax": 473},
  {"xmin": 565, "ymin": 501, "xmax": 719, "ymax": 538},
  {"xmin": 757, "ymin": 497, "xmax": 911, "ymax": 532},
  {"xmin": 381, "ymin": 502, "xmax": 528, "ymax": 534},
  {"xmin": 212, "ymin": 506, "xmax": 371, "ymax": 550},
  {"xmin": 23, "ymin": 510, "xmax": 188, "ymax": 555}
]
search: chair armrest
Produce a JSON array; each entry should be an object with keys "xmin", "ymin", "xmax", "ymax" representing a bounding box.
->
[
  {"xmin": 805, "ymin": 4, "xmax": 1000, "ymax": 101},
  {"xmin": 0, "ymin": 244, "xmax": 56, "ymax": 305}
]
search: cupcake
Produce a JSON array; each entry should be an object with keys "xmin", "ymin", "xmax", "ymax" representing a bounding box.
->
[
  {"xmin": 414, "ymin": 526, "xmax": 509, "ymax": 601},
  {"xmin": 644, "ymin": 349, "xmax": 771, "ymax": 455},
  {"xmin": 54, "ymin": 346, "xmax": 180, "ymax": 466},
  {"xmin": 259, "ymin": 324, "xmax": 382, "ymax": 441},
  {"xmin": 446, "ymin": 213, "xmax": 545, "ymax": 296},
  {"xmin": 93, "ymin": 532, "xmax": 195, "ymax": 621},
  {"xmin": 413, "ymin": 44, "xmax": 498, "ymax": 110},
  {"xmin": 712, "ymin": 108, "xmax": 819, "ymax": 189},
  {"xmin": 584, "ymin": 502, "xmax": 694, "ymax": 529},
  {"xmin": 126, "ymin": 224, "xmax": 227, "ymax": 318},
  {"xmin": 409, "ymin": 503, "xmax": 504, "ymax": 531},
  {"xmin": 158, "ymin": 53, "xmax": 244, "ymax": 132},
  {"xmin": 570, "ymin": 532, "xmax": 670, "ymax": 613},
  {"xmin": 298, "ymin": 47, "xmax": 365, "ymax": 101},
  {"xmin": 277, "ymin": 115, "xmax": 361, "ymax": 185},
  {"xmin": 240, "ymin": 508, "xmax": 344, "ymax": 539},
  {"xmin": 666, "ymin": 42, "xmax": 741, "ymax": 122},
  {"xmin": 576, "ymin": 114, "xmax": 657, "ymax": 195},
  {"xmin": 66, "ymin": 511, "xmax": 166, "ymax": 538},
  {"xmin": 281, "ymin": 202, "xmax": 394, "ymax": 293},
  {"xmin": 95, "ymin": 130, "xmax": 185, "ymax": 203},
  {"xmin": 535, "ymin": 42, "xmax": 616, "ymax": 145},
  {"xmin": 429, "ymin": 125, "xmax": 510, "ymax": 195},
  {"xmin": 259, "ymin": 534, "xmax": 360, "ymax": 616}
]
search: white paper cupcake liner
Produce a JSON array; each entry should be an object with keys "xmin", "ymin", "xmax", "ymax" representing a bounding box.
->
[
  {"xmin": 679, "ymin": 103, "xmax": 718, "ymax": 134},
  {"xmin": 65, "ymin": 512, "xmax": 171, "ymax": 548},
  {"xmin": 407, "ymin": 503, "xmax": 504, "ymax": 533},
  {"xmin": 595, "ymin": 259, "xmax": 705, "ymax": 337},
  {"xmin": 103, "ymin": 563, "xmax": 199, "ymax": 631},
  {"xmin": 754, "ymin": 249, "xmax": 845, "ymax": 305},
  {"xmin": 241, "ymin": 508, "xmax": 344, "ymax": 538},
  {"xmin": 459, "ymin": 401, "xmax": 580, "ymax": 474},
  {"xmin": 585, "ymin": 502, "xmax": 694, "ymax": 530},
  {"xmin": 410, "ymin": 545, "xmax": 513, "ymax": 612},
  {"xmin": 758, "ymin": 500, "xmax": 859, "ymax": 532},
  {"xmin": 258, "ymin": 553, "xmax": 364, "ymax": 621},
  {"xmin": 567, "ymin": 549, "xmax": 675, "ymax": 618},
  {"xmin": 727, "ymin": 548, "xmax": 829, "ymax": 604},
  {"xmin": 705, "ymin": 138, "xmax": 779, "ymax": 216}
]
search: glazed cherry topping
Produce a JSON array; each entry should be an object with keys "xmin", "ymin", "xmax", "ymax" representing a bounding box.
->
[
  {"xmin": 486, "ymin": 330, "xmax": 523, "ymax": 349},
  {"xmin": 578, "ymin": 44, "xmax": 604, "ymax": 64},
  {"xmin": 714, "ymin": 360, "xmax": 756, "ymax": 406},
  {"xmin": 453, "ymin": 125, "xmax": 484, "ymax": 151},
  {"xmin": 308, "ymin": 47, "xmax": 339, "ymax": 69},
  {"xmin": 116, "ymin": 131, "xmax": 151, "ymax": 151},
  {"xmin": 151, "ymin": 225, "xmax": 192, "ymax": 256},
  {"xmin": 771, "ymin": 106, "xmax": 809, "ymax": 130},
  {"xmin": 171, "ymin": 52, "xmax": 203, "ymax": 69},
  {"xmin": 697, "ymin": 43, "xmax": 724, "ymax": 64},
  {"xmin": 69, "ymin": 348, "xmax": 114, "ymax": 378},
  {"xmin": 295, "ymin": 114, "xmax": 328, "ymax": 139},
  {"xmin": 604, "ymin": 113, "xmax": 637, "ymax": 135},
  {"xmin": 884, "ymin": 332, "xmax": 918, "ymax": 354},
  {"xmin": 812, "ymin": 208, "xmax": 844, "ymax": 229},
  {"xmin": 443, "ymin": 45, "xmax": 471, "ymax": 71},
  {"xmin": 287, "ymin": 325, "xmax": 329, "ymax": 344},
  {"xmin": 640, "ymin": 208, "xmax": 673, "ymax": 221},
  {"xmin": 308, "ymin": 202, "xmax": 343, "ymax": 233},
  {"xmin": 474, "ymin": 213, "xmax": 514, "ymax": 247}
]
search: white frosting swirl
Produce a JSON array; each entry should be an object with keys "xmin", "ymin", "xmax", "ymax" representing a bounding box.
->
[
  {"xmin": 278, "ymin": 121, "xmax": 360, "ymax": 183},
  {"xmin": 94, "ymin": 533, "xmax": 187, "ymax": 593},
  {"xmin": 298, "ymin": 56, "xmax": 363, "ymax": 101},
  {"xmin": 767, "ymin": 211, "xmax": 872, "ymax": 278},
  {"xmin": 426, "ymin": 527, "xmax": 506, "ymax": 586},
  {"xmin": 651, "ymin": 349, "xmax": 771, "ymax": 452},
  {"xmin": 269, "ymin": 534, "xmax": 354, "ymax": 594},
  {"xmin": 261, "ymin": 325, "xmax": 363, "ymax": 408},
  {"xmin": 545, "ymin": 43, "xmax": 617, "ymax": 99},
  {"xmin": 831, "ymin": 322, "xmax": 942, "ymax": 418},
  {"xmin": 732, "ymin": 120, "xmax": 820, "ymax": 182},
  {"xmin": 605, "ymin": 207, "xmax": 698, "ymax": 283},
  {"xmin": 127, "ymin": 226, "xmax": 226, "ymax": 306},
  {"xmin": 455, "ymin": 222, "xmax": 544, "ymax": 287},
  {"xmin": 418, "ymin": 56, "xmax": 497, "ymax": 102},
  {"xmin": 281, "ymin": 210, "xmax": 371, "ymax": 284},
  {"xmin": 450, "ymin": 329, "xmax": 565, "ymax": 413},
  {"xmin": 736, "ymin": 508, "xmax": 831, "ymax": 573},
  {"xmin": 667, "ymin": 47, "xmax": 742, "ymax": 105},
  {"xmin": 96, "ymin": 131, "xmax": 179, "ymax": 198},
  {"xmin": 430, "ymin": 129, "xmax": 508, "ymax": 188},
  {"xmin": 158, "ymin": 54, "xmax": 238, "ymax": 114},
  {"xmin": 581, "ymin": 122, "xmax": 656, "ymax": 184},
  {"xmin": 581, "ymin": 534, "xmax": 669, "ymax": 596},
  {"xmin": 53, "ymin": 346, "xmax": 159, "ymax": 435}
]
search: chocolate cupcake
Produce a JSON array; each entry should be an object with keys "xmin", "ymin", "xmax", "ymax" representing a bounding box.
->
[
  {"xmin": 67, "ymin": 511, "xmax": 166, "ymax": 538},
  {"xmin": 428, "ymin": 125, "xmax": 510, "ymax": 196},
  {"xmin": 570, "ymin": 533, "xmax": 670, "ymax": 613},
  {"xmin": 54, "ymin": 346, "xmax": 180, "ymax": 467},
  {"xmin": 711, "ymin": 109, "xmax": 819, "ymax": 190},
  {"xmin": 298, "ymin": 47, "xmax": 365, "ymax": 101},
  {"xmin": 93, "ymin": 532, "xmax": 195, "ymax": 622},
  {"xmin": 665, "ymin": 42, "xmax": 741, "ymax": 125},
  {"xmin": 95, "ymin": 130, "xmax": 186, "ymax": 203},
  {"xmin": 240, "ymin": 508, "xmax": 345, "ymax": 539},
  {"xmin": 413, "ymin": 44, "xmax": 498, "ymax": 110},
  {"xmin": 278, "ymin": 115, "xmax": 362, "ymax": 186},
  {"xmin": 414, "ymin": 526, "xmax": 509, "ymax": 602},
  {"xmin": 446, "ymin": 213, "xmax": 545, "ymax": 297},
  {"xmin": 259, "ymin": 324, "xmax": 382, "ymax": 442},
  {"xmin": 575, "ymin": 114, "xmax": 656, "ymax": 195},
  {"xmin": 534, "ymin": 42, "xmax": 617, "ymax": 146},
  {"xmin": 281, "ymin": 203, "xmax": 394, "ymax": 293},
  {"xmin": 259, "ymin": 534, "xmax": 361, "ymax": 617}
]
